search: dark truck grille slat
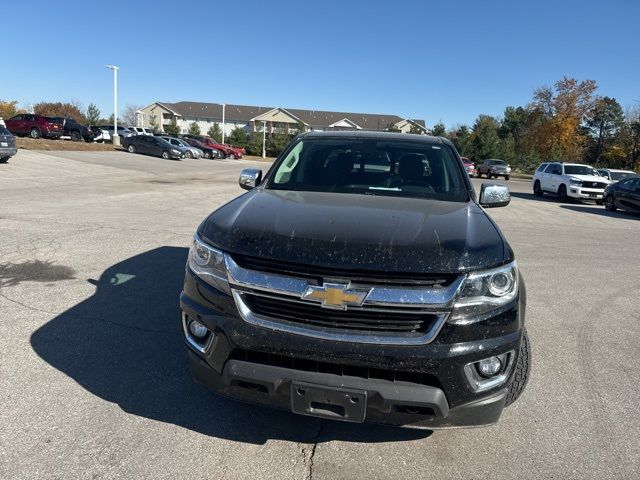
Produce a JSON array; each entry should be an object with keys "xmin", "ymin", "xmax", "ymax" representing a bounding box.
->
[
  {"xmin": 231, "ymin": 254, "xmax": 454, "ymax": 287},
  {"xmin": 582, "ymin": 182, "xmax": 607, "ymax": 188},
  {"xmin": 243, "ymin": 293, "xmax": 437, "ymax": 334}
]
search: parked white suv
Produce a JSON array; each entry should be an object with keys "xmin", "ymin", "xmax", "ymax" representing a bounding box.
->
[
  {"xmin": 532, "ymin": 162, "xmax": 610, "ymax": 204},
  {"xmin": 129, "ymin": 126, "xmax": 154, "ymax": 136}
]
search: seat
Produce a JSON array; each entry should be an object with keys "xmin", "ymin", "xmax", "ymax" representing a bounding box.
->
[
  {"xmin": 390, "ymin": 153, "xmax": 427, "ymax": 188},
  {"xmin": 323, "ymin": 152, "xmax": 354, "ymax": 187}
]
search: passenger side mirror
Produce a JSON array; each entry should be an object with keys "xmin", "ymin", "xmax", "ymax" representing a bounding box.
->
[
  {"xmin": 479, "ymin": 183, "xmax": 510, "ymax": 208},
  {"xmin": 239, "ymin": 168, "xmax": 263, "ymax": 190}
]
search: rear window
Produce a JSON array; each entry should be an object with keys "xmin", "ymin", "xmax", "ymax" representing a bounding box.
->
[{"xmin": 266, "ymin": 137, "xmax": 469, "ymax": 202}]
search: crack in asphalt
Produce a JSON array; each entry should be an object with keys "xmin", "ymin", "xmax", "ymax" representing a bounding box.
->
[{"xmin": 303, "ymin": 420, "xmax": 324, "ymax": 480}]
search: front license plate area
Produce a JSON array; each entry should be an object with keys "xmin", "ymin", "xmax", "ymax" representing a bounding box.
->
[
  {"xmin": 588, "ymin": 193, "xmax": 597, "ymax": 197},
  {"xmin": 0, "ymin": 142, "xmax": 7, "ymax": 147},
  {"xmin": 291, "ymin": 381, "xmax": 366, "ymax": 422}
]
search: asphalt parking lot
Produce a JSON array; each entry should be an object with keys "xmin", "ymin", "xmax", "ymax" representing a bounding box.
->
[{"xmin": 1, "ymin": 150, "xmax": 639, "ymax": 480}]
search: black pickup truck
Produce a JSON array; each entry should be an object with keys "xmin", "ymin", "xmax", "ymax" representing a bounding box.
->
[
  {"xmin": 180, "ymin": 131, "xmax": 530, "ymax": 428},
  {"xmin": 50, "ymin": 117, "xmax": 97, "ymax": 142}
]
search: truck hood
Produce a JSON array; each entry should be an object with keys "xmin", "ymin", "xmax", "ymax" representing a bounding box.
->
[
  {"xmin": 199, "ymin": 189, "xmax": 509, "ymax": 274},
  {"xmin": 569, "ymin": 174, "xmax": 609, "ymax": 183}
]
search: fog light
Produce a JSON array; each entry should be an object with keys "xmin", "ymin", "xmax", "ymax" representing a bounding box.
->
[
  {"xmin": 188, "ymin": 319, "xmax": 209, "ymax": 339},
  {"xmin": 477, "ymin": 356, "xmax": 503, "ymax": 377}
]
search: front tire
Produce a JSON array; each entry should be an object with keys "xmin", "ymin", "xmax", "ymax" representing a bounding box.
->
[
  {"xmin": 558, "ymin": 184, "xmax": 568, "ymax": 202},
  {"xmin": 604, "ymin": 195, "xmax": 617, "ymax": 211},
  {"xmin": 0, "ymin": 156, "xmax": 9, "ymax": 164},
  {"xmin": 162, "ymin": 151, "xmax": 170, "ymax": 159},
  {"xmin": 70, "ymin": 130, "xmax": 82, "ymax": 142},
  {"xmin": 29, "ymin": 128, "xmax": 41, "ymax": 139},
  {"xmin": 127, "ymin": 145, "xmax": 136, "ymax": 153},
  {"xmin": 505, "ymin": 329, "xmax": 531, "ymax": 407},
  {"xmin": 203, "ymin": 151, "xmax": 212, "ymax": 159},
  {"xmin": 185, "ymin": 151, "xmax": 193, "ymax": 158}
]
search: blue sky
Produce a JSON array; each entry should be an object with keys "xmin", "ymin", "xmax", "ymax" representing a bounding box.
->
[{"xmin": 2, "ymin": 0, "xmax": 638, "ymax": 127}]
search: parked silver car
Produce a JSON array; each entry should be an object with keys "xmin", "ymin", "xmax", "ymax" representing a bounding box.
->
[
  {"xmin": 161, "ymin": 136, "xmax": 203, "ymax": 158},
  {"xmin": 130, "ymin": 126, "xmax": 154, "ymax": 136}
]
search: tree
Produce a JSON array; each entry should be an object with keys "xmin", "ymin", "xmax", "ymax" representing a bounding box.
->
[
  {"xmin": 188, "ymin": 122, "xmax": 201, "ymax": 136},
  {"xmin": 164, "ymin": 117, "xmax": 181, "ymax": 135},
  {"xmin": 409, "ymin": 124, "xmax": 424, "ymax": 134},
  {"xmin": 431, "ymin": 122, "xmax": 446, "ymax": 137},
  {"xmin": 227, "ymin": 127, "xmax": 249, "ymax": 147},
  {"xmin": 385, "ymin": 122, "xmax": 401, "ymax": 132},
  {"xmin": 0, "ymin": 100, "xmax": 19, "ymax": 119},
  {"xmin": 469, "ymin": 115, "xmax": 501, "ymax": 161},
  {"xmin": 267, "ymin": 133, "xmax": 291, "ymax": 157},
  {"xmin": 34, "ymin": 101, "xmax": 87, "ymax": 123},
  {"xmin": 149, "ymin": 114, "xmax": 160, "ymax": 133},
  {"xmin": 247, "ymin": 131, "xmax": 265, "ymax": 156},
  {"xmin": 207, "ymin": 123, "xmax": 222, "ymax": 142},
  {"xmin": 527, "ymin": 77, "xmax": 597, "ymax": 161},
  {"xmin": 85, "ymin": 103, "xmax": 101, "ymax": 125},
  {"xmin": 446, "ymin": 125, "xmax": 472, "ymax": 157},
  {"xmin": 122, "ymin": 104, "xmax": 143, "ymax": 128},
  {"xmin": 585, "ymin": 96, "xmax": 624, "ymax": 163}
]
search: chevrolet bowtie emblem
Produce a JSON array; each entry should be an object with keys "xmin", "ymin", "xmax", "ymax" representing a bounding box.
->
[{"xmin": 301, "ymin": 283, "xmax": 370, "ymax": 310}]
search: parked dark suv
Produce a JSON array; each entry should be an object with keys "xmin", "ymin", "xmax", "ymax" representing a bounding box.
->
[
  {"xmin": 5, "ymin": 114, "xmax": 63, "ymax": 139},
  {"xmin": 49, "ymin": 117, "xmax": 97, "ymax": 142},
  {"xmin": 180, "ymin": 131, "xmax": 530, "ymax": 428}
]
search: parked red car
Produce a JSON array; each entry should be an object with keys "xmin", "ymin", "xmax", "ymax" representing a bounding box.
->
[
  {"xmin": 461, "ymin": 157, "xmax": 477, "ymax": 177},
  {"xmin": 5, "ymin": 114, "xmax": 63, "ymax": 139},
  {"xmin": 183, "ymin": 134, "xmax": 244, "ymax": 159}
]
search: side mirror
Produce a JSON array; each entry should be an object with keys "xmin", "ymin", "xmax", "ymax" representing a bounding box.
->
[
  {"xmin": 239, "ymin": 168, "xmax": 262, "ymax": 190},
  {"xmin": 479, "ymin": 183, "xmax": 510, "ymax": 208}
]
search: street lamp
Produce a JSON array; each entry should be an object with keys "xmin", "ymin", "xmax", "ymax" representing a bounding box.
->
[
  {"xmin": 105, "ymin": 65, "xmax": 119, "ymax": 146},
  {"xmin": 221, "ymin": 103, "xmax": 226, "ymax": 144},
  {"xmin": 262, "ymin": 120, "xmax": 266, "ymax": 158}
]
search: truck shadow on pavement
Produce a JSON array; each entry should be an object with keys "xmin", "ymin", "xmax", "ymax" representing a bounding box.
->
[{"xmin": 30, "ymin": 246, "xmax": 431, "ymax": 445}]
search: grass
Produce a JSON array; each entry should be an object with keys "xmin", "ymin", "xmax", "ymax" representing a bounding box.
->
[{"xmin": 17, "ymin": 137, "xmax": 119, "ymax": 151}]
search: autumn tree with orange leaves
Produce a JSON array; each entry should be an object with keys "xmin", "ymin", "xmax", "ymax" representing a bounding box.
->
[{"xmin": 525, "ymin": 77, "xmax": 597, "ymax": 161}]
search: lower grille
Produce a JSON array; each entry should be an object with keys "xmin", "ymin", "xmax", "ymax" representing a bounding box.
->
[
  {"xmin": 581, "ymin": 182, "xmax": 606, "ymax": 188},
  {"xmin": 242, "ymin": 292, "xmax": 440, "ymax": 334},
  {"xmin": 228, "ymin": 348, "xmax": 441, "ymax": 388}
]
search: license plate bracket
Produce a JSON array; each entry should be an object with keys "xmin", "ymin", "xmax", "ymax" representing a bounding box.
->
[
  {"xmin": 291, "ymin": 381, "xmax": 366, "ymax": 422},
  {"xmin": 588, "ymin": 193, "xmax": 597, "ymax": 197}
]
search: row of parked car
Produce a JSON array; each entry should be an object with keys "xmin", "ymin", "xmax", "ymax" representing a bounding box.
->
[
  {"xmin": 123, "ymin": 133, "xmax": 245, "ymax": 160},
  {"xmin": 457, "ymin": 155, "xmax": 639, "ymax": 214},
  {"xmin": 530, "ymin": 161, "xmax": 639, "ymax": 213}
]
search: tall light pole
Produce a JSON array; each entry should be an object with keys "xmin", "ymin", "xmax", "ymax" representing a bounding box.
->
[
  {"xmin": 262, "ymin": 120, "xmax": 266, "ymax": 158},
  {"xmin": 221, "ymin": 103, "xmax": 226, "ymax": 144},
  {"xmin": 105, "ymin": 65, "xmax": 120, "ymax": 146}
]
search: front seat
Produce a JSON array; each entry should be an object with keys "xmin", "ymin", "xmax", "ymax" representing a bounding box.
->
[
  {"xmin": 390, "ymin": 153, "xmax": 426, "ymax": 188},
  {"xmin": 323, "ymin": 152, "xmax": 354, "ymax": 187}
]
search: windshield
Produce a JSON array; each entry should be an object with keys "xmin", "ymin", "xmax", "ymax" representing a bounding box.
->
[
  {"xmin": 266, "ymin": 138, "xmax": 469, "ymax": 202},
  {"xmin": 611, "ymin": 171, "xmax": 634, "ymax": 181},
  {"xmin": 564, "ymin": 165, "xmax": 598, "ymax": 176},
  {"xmin": 490, "ymin": 160, "xmax": 506, "ymax": 165}
]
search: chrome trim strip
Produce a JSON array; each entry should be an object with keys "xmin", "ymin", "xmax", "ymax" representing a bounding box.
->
[
  {"xmin": 232, "ymin": 290, "xmax": 449, "ymax": 345},
  {"xmin": 225, "ymin": 254, "xmax": 464, "ymax": 308}
]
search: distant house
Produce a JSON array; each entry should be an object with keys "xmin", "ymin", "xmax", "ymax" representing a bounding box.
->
[{"xmin": 137, "ymin": 101, "xmax": 429, "ymax": 136}]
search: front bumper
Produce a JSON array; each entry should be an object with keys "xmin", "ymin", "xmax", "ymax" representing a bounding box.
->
[
  {"xmin": 180, "ymin": 268, "xmax": 525, "ymax": 428},
  {"xmin": 568, "ymin": 187, "xmax": 605, "ymax": 199},
  {"xmin": 0, "ymin": 146, "xmax": 17, "ymax": 157}
]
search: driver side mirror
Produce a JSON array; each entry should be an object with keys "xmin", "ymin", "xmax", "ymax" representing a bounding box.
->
[
  {"xmin": 239, "ymin": 168, "xmax": 262, "ymax": 190},
  {"xmin": 479, "ymin": 183, "xmax": 510, "ymax": 208}
]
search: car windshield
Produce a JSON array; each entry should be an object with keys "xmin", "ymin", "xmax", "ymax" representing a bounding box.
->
[
  {"xmin": 564, "ymin": 165, "xmax": 598, "ymax": 176},
  {"xmin": 611, "ymin": 171, "xmax": 634, "ymax": 181},
  {"xmin": 490, "ymin": 160, "xmax": 506, "ymax": 165},
  {"xmin": 266, "ymin": 137, "xmax": 469, "ymax": 202}
]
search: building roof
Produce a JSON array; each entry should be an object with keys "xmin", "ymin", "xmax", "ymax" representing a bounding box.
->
[{"xmin": 153, "ymin": 101, "xmax": 425, "ymax": 131}]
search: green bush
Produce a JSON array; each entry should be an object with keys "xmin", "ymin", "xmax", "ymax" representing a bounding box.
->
[
  {"xmin": 207, "ymin": 124, "xmax": 222, "ymax": 142},
  {"xmin": 227, "ymin": 127, "xmax": 249, "ymax": 148},
  {"xmin": 188, "ymin": 122, "xmax": 201, "ymax": 136}
]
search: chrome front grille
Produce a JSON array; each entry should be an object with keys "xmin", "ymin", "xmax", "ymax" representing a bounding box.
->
[{"xmin": 225, "ymin": 254, "xmax": 463, "ymax": 345}]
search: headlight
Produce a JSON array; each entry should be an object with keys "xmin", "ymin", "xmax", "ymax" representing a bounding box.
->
[
  {"xmin": 188, "ymin": 235, "xmax": 230, "ymax": 294},
  {"xmin": 569, "ymin": 179, "xmax": 582, "ymax": 185},
  {"xmin": 451, "ymin": 261, "xmax": 518, "ymax": 321}
]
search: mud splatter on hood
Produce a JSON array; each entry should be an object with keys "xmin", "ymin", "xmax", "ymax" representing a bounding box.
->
[{"xmin": 199, "ymin": 189, "xmax": 509, "ymax": 274}]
